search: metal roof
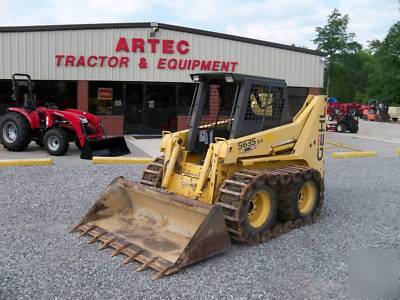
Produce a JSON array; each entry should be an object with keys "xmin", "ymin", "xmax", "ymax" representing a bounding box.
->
[{"xmin": 0, "ymin": 22, "xmax": 324, "ymax": 56}]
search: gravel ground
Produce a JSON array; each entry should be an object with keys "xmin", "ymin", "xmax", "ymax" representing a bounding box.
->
[{"xmin": 0, "ymin": 128, "xmax": 399, "ymax": 299}]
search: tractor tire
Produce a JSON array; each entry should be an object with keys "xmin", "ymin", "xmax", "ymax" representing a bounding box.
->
[
  {"xmin": 44, "ymin": 128, "xmax": 69, "ymax": 156},
  {"xmin": 336, "ymin": 123, "xmax": 346, "ymax": 133},
  {"xmin": 217, "ymin": 166, "xmax": 324, "ymax": 245},
  {"xmin": 35, "ymin": 134, "xmax": 44, "ymax": 147},
  {"xmin": 75, "ymin": 139, "xmax": 82, "ymax": 150},
  {"xmin": 0, "ymin": 112, "xmax": 32, "ymax": 151},
  {"xmin": 238, "ymin": 184, "xmax": 278, "ymax": 238},
  {"xmin": 217, "ymin": 174, "xmax": 278, "ymax": 245},
  {"xmin": 350, "ymin": 124, "xmax": 359, "ymax": 133},
  {"xmin": 278, "ymin": 175, "xmax": 321, "ymax": 221}
]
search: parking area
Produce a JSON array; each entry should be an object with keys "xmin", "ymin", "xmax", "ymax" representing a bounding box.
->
[{"xmin": 0, "ymin": 120, "xmax": 399, "ymax": 299}]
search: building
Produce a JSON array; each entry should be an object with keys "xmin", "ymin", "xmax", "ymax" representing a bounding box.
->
[{"xmin": 0, "ymin": 22, "xmax": 324, "ymax": 135}]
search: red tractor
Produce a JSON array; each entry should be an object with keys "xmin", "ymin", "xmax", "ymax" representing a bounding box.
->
[
  {"xmin": 327, "ymin": 102, "xmax": 362, "ymax": 121},
  {"xmin": 0, "ymin": 74, "xmax": 130, "ymax": 159}
]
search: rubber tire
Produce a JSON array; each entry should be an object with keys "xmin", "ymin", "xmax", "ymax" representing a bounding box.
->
[
  {"xmin": 392, "ymin": 118, "xmax": 398, "ymax": 122},
  {"xmin": 75, "ymin": 139, "xmax": 82, "ymax": 150},
  {"xmin": 350, "ymin": 124, "xmax": 359, "ymax": 133},
  {"xmin": 278, "ymin": 178, "xmax": 320, "ymax": 221},
  {"xmin": 44, "ymin": 128, "xmax": 69, "ymax": 156},
  {"xmin": 238, "ymin": 184, "xmax": 278, "ymax": 240},
  {"xmin": 35, "ymin": 134, "xmax": 44, "ymax": 147},
  {"xmin": 328, "ymin": 114, "xmax": 334, "ymax": 121},
  {"xmin": 0, "ymin": 112, "xmax": 32, "ymax": 151},
  {"xmin": 336, "ymin": 123, "xmax": 346, "ymax": 133}
]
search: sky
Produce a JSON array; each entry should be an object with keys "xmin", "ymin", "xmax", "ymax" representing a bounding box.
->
[{"xmin": 0, "ymin": 0, "xmax": 398, "ymax": 49}]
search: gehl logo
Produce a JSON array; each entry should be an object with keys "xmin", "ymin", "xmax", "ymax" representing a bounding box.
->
[{"xmin": 317, "ymin": 113, "xmax": 326, "ymax": 161}]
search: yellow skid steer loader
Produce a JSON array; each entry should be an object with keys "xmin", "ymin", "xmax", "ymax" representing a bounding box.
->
[{"xmin": 72, "ymin": 73, "xmax": 326, "ymax": 279}]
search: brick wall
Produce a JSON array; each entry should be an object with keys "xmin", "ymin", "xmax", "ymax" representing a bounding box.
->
[
  {"xmin": 77, "ymin": 80, "xmax": 88, "ymax": 111},
  {"xmin": 308, "ymin": 87, "xmax": 320, "ymax": 95},
  {"xmin": 77, "ymin": 80, "xmax": 123, "ymax": 136},
  {"xmin": 177, "ymin": 84, "xmax": 220, "ymax": 130},
  {"xmin": 97, "ymin": 116, "xmax": 124, "ymax": 136}
]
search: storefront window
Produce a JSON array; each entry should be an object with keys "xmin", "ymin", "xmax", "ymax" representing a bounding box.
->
[
  {"xmin": 0, "ymin": 80, "xmax": 76, "ymax": 114},
  {"xmin": 89, "ymin": 81, "xmax": 123, "ymax": 115},
  {"xmin": 33, "ymin": 81, "xmax": 77, "ymax": 109},
  {"xmin": 177, "ymin": 83, "xmax": 195, "ymax": 115},
  {"xmin": 0, "ymin": 80, "xmax": 13, "ymax": 115}
]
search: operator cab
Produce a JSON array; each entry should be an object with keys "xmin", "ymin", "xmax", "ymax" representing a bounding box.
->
[{"xmin": 186, "ymin": 73, "xmax": 291, "ymax": 153}]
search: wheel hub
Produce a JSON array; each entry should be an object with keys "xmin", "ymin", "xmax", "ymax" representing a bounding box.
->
[
  {"xmin": 48, "ymin": 136, "xmax": 60, "ymax": 151},
  {"xmin": 3, "ymin": 122, "xmax": 18, "ymax": 143},
  {"xmin": 247, "ymin": 190, "xmax": 271, "ymax": 228},
  {"xmin": 297, "ymin": 181, "xmax": 317, "ymax": 215}
]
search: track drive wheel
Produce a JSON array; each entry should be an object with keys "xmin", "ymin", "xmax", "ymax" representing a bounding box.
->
[
  {"xmin": 218, "ymin": 166, "xmax": 324, "ymax": 245},
  {"xmin": 242, "ymin": 185, "xmax": 278, "ymax": 241},
  {"xmin": 278, "ymin": 173, "xmax": 321, "ymax": 221},
  {"xmin": 218, "ymin": 174, "xmax": 278, "ymax": 245},
  {"xmin": 0, "ymin": 112, "xmax": 32, "ymax": 151},
  {"xmin": 44, "ymin": 128, "xmax": 70, "ymax": 156}
]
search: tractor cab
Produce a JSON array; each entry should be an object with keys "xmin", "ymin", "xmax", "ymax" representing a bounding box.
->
[
  {"xmin": 11, "ymin": 73, "xmax": 37, "ymax": 110},
  {"xmin": 186, "ymin": 73, "xmax": 291, "ymax": 153}
]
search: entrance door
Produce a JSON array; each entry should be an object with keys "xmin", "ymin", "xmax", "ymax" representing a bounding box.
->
[
  {"xmin": 125, "ymin": 83, "xmax": 177, "ymax": 134},
  {"xmin": 125, "ymin": 84, "xmax": 143, "ymax": 134},
  {"xmin": 143, "ymin": 84, "xmax": 177, "ymax": 134}
]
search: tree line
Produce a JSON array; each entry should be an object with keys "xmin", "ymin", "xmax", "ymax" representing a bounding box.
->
[{"xmin": 313, "ymin": 8, "xmax": 399, "ymax": 105}]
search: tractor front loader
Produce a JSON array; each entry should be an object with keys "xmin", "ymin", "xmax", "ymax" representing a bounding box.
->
[
  {"xmin": 0, "ymin": 74, "xmax": 130, "ymax": 159},
  {"xmin": 72, "ymin": 73, "xmax": 326, "ymax": 279}
]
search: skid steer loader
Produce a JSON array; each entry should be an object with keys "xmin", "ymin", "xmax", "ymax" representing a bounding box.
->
[{"xmin": 72, "ymin": 73, "xmax": 326, "ymax": 279}]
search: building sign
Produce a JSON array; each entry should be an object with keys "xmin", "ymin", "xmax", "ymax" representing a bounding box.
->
[
  {"xmin": 55, "ymin": 38, "xmax": 239, "ymax": 72},
  {"xmin": 98, "ymin": 88, "xmax": 113, "ymax": 100}
]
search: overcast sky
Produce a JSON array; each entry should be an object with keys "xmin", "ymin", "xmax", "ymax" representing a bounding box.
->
[{"xmin": 0, "ymin": 0, "xmax": 398, "ymax": 49}]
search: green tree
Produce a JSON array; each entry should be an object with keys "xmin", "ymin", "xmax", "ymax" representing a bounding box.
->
[
  {"xmin": 313, "ymin": 9, "xmax": 362, "ymax": 97},
  {"xmin": 329, "ymin": 50, "xmax": 372, "ymax": 101},
  {"xmin": 367, "ymin": 22, "xmax": 400, "ymax": 105}
]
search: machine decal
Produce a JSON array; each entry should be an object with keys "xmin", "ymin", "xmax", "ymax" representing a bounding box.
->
[
  {"xmin": 317, "ymin": 113, "xmax": 326, "ymax": 161},
  {"xmin": 238, "ymin": 138, "xmax": 257, "ymax": 152}
]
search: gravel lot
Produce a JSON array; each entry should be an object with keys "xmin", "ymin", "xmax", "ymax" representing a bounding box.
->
[{"xmin": 0, "ymin": 123, "xmax": 399, "ymax": 299}]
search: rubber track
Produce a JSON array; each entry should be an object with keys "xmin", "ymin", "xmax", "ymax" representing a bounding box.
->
[
  {"xmin": 216, "ymin": 165, "xmax": 324, "ymax": 245},
  {"xmin": 140, "ymin": 156, "xmax": 164, "ymax": 187}
]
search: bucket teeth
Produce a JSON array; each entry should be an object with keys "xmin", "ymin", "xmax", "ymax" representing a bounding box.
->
[
  {"xmin": 88, "ymin": 232, "xmax": 106, "ymax": 244},
  {"xmin": 80, "ymin": 225, "xmax": 96, "ymax": 237},
  {"xmin": 153, "ymin": 266, "xmax": 172, "ymax": 280},
  {"xmin": 136, "ymin": 257, "xmax": 157, "ymax": 272},
  {"xmin": 69, "ymin": 221, "xmax": 85, "ymax": 233},
  {"xmin": 122, "ymin": 250, "xmax": 143, "ymax": 265},
  {"xmin": 98, "ymin": 238, "xmax": 116, "ymax": 250},
  {"xmin": 111, "ymin": 243, "xmax": 131, "ymax": 257}
]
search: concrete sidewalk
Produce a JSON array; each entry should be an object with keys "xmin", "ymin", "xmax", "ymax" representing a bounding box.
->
[{"xmin": 125, "ymin": 136, "xmax": 162, "ymax": 157}]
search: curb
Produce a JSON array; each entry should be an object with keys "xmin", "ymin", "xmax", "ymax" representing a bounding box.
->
[
  {"xmin": 0, "ymin": 158, "xmax": 53, "ymax": 167},
  {"xmin": 92, "ymin": 156, "xmax": 153, "ymax": 164},
  {"xmin": 332, "ymin": 151, "xmax": 377, "ymax": 159}
]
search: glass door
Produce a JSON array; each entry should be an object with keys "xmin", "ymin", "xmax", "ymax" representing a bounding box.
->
[{"xmin": 125, "ymin": 84, "xmax": 144, "ymax": 134}]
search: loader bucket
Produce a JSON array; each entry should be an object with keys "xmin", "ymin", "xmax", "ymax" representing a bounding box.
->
[
  {"xmin": 71, "ymin": 177, "xmax": 231, "ymax": 279},
  {"xmin": 80, "ymin": 136, "xmax": 131, "ymax": 160}
]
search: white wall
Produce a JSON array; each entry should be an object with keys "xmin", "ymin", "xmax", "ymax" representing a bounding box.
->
[{"xmin": 0, "ymin": 27, "xmax": 324, "ymax": 87}]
